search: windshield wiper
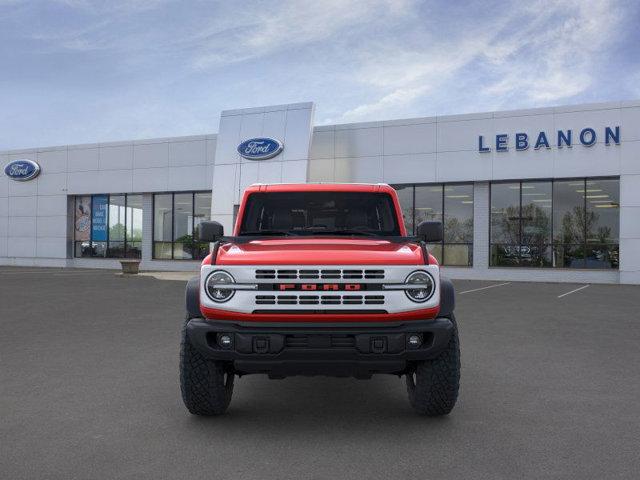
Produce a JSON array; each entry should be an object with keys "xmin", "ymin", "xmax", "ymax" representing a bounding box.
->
[{"xmin": 239, "ymin": 230, "xmax": 298, "ymax": 236}]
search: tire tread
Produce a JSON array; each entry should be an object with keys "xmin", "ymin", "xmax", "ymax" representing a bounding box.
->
[
  {"xmin": 180, "ymin": 318, "xmax": 233, "ymax": 415},
  {"xmin": 406, "ymin": 316, "xmax": 460, "ymax": 415}
]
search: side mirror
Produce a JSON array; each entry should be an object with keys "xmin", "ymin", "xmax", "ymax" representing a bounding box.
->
[
  {"xmin": 416, "ymin": 221, "xmax": 443, "ymax": 243},
  {"xmin": 198, "ymin": 221, "xmax": 224, "ymax": 242}
]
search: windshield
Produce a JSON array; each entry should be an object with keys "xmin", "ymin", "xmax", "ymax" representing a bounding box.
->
[{"xmin": 238, "ymin": 192, "xmax": 401, "ymax": 237}]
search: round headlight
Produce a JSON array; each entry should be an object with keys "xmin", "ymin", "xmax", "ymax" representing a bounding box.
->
[
  {"xmin": 404, "ymin": 270, "xmax": 435, "ymax": 303},
  {"xmin": 205, "ymin": 270, "xmax": 235, "ymax": 303}
]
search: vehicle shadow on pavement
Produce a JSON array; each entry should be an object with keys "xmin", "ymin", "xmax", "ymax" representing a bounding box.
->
[{"xmin": 178, "ymin": 375, "xmax": 457, "ymax": 428}]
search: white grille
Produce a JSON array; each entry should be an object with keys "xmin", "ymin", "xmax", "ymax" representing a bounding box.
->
[
  {"xmin": 199, "ymin": 264, "xmax": 441, "ymax": 314},
  {"xmin": 255, "ymin": 294, "xmax": 385, "ymax": 306},
  {"xmin": 255, "ymin": 268, "xmax": 385, "ymax": 280}
]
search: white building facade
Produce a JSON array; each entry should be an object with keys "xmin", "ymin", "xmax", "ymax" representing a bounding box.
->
[{"xmin": 1, "ymin": 100, "xmax": 639, "ymax": 284}]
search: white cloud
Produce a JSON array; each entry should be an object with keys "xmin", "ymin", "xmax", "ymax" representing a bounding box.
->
[
  {"xmin": 481, "ymin": 0, "xmax": 621, "ymax": 105},
  {"xmin": 0, "ymin": 0, "xmax": 634, "ymax": 149},
  {"xmin": 334, "ymin": 0, "xmax": 625, "ymax": 122},
  {"xmin": 51, "ymin": 0, "xmax": 171, "ymax": 13},
  {"xmin": 629, "ymin": 70, "xmax": 640, "ymax": 98},
  {"xmin": 337, "ymin": 36, "xmax": 492, "ymax": 121},
  {"xmin": 190, "ymin": 0, "xmax": 413, "ymax": 69},
  {"xmin": 339, "ymin": 85, "xmax": 429, "ymax": 121}
]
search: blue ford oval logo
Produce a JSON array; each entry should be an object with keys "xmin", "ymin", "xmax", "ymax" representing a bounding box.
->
[
  {"xmin": 4, "ymin": 159, "xmax": 41, "ymax": 181},
  {"xmin": 237, "ymin": 137, "xmax": 283, "ymax": 160}
]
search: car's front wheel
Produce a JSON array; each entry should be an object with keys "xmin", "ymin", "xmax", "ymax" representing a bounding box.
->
[
  {"xmin": 406, "ymin": 315, "xmax": 460, "ymax": 415},
  {"xmin": 180, "ymin": 318, "xmax": 234, "ymax": 415}
]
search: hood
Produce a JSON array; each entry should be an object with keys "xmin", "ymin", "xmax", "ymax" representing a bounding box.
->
[{"xmin": 215, "ymin": 238, "xmax": 424, "ymax": 265}]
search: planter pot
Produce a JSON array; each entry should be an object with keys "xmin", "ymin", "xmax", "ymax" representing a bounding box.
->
[{"xmin": 119, "ymin": 259, "xmax": 141, "ymax": 274}]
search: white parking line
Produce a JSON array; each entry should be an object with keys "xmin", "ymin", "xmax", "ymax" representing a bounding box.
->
[
  {"xmin": 458, "ymin": 282, "xmax": 511, "ymax": 295},
  {"xmin": 0, "ymin": 269, "xmax": 52, "ymax": 273},
  {"xmin": 557, "ymin": 284, "xmax": 590, "ymax": 298},
  {"xmin": 51, "ymin": 272, "xmax": 115, "ymax": 276},
  {"xmin": 0, "ymin": 270, "xmax": 114, "ymax": 276},
  {"xmin": 0, "ymin": 271, "xmax": 61, "ymax": 275}
]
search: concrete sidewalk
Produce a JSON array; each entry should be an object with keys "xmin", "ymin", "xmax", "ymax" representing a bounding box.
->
[{"xmin": 138, "ymin": 271, "xmax": 197, "ymax": 281}]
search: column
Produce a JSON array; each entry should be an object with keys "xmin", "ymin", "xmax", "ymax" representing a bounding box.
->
[
  {"xmin": 141, "ymin": 193, "xmax": 153, "ymax": 262},
  {"xmin": 473, "ymin": 181, "xmax": 490, "ymax": 271}
]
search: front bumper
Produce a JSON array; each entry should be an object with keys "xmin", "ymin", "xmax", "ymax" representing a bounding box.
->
[{"xmin": 186, "ymin": 317, "xmax": 454, "ymax": 378}]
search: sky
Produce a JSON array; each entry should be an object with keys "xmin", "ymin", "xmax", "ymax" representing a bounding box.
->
[{"xmin": 1, "ymin": 0, "xmax": 639, "ymax": 150}]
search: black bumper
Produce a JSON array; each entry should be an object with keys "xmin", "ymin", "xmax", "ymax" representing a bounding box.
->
[{"xmin": 186, "ymin": 317, "xmax": 454, "ymax": 378}]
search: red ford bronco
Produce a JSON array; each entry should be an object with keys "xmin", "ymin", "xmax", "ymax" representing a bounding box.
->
[{"xmin": 181, "ymin": 183, "xmax": 460, "ymax": 415}]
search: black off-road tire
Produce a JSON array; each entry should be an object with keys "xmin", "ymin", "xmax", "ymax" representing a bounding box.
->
[
  {"xmin": 180, "ymin": 318, "xmax": 234, "ymax": 415},
  {"xmin": 406, "ymin": 315, "xmax": 460, "ymax": 415}
]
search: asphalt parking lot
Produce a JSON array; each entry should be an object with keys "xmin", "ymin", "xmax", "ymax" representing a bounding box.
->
[{"xmin": 1, "ymin": 267, "xmax": 639, "ymax": 479}]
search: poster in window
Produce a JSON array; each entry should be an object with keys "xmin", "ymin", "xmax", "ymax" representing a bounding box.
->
[
  {"xmin": 75, "ymin": 196, "xmax": 91, "ymax": 241},
  {"xmin": 91, "ymin": 195, "xmax": 108, "ymax": 242}
]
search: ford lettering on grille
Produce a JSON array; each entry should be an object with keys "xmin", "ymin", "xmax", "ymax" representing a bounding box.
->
[{"xmin": 277, "ymin": 283, "xmax": 362, "ymax": 291}]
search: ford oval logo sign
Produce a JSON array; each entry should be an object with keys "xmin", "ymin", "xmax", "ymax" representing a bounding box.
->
[
  {"xmin": 237, "ymin": 137, "xmax": 283, "ymax": 160},
  {"xmin": 4, "ymin": 159, "xmax": 41, "ymax": 181}
]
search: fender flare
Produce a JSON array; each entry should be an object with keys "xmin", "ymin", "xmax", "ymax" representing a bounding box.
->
[
  {"xmin": 185, "ymin": 276, "xmax": 202, "ymax": 319},
  {"xmin": 439, "ymin": 277, "xmax": 455, "ymax": 318}
]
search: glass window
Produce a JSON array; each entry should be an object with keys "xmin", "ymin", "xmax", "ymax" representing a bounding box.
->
[
  {"xmin": 585, "ymin": 178, "xmax": 619, "ymax": 269},
  {"xmin": 553, "ymin": 180, "xmax": 585, "ymax": 245},
  {"xmin": 491, "ymin": 182, "xmax": 520, "ymax": 244},
  {"xmin": 173, "ymin": 193, "xmax": 194, "ymax": 259},
  {"xmin": 490, "ymin": 183, "xmax": 520, "ymax": 267},
  {"xmin": 153, "ymin": 194, "xmax": 173, "ymax": 259},
  {"xmin": 73, "ymin": 193, "xmax": 143, "ymax": 259},
  {"xmin": 444, "ymin": 184, "xmax": 474, "ymax": 266},
  {"xmin": 232, "ymin": 204, "xmax": 240, "ymax": 231},
  {"xmin": 91, "ymin": 194, "xmax": 109, "ymax": 257},
  {"xmin": 520, "ymin": 181, "xmax": 552, "ymax": 267},
  {"xmin": 108, "ymin": 195, "xmax": 126, "ymax": 258},
  {"xmin": 126, "ymin": 195, "xmax": 143, "ymax": 259},
  {"xmin": 394, "ymin": 183, "xmax": 473, "ymax": 266},
  {"xmin": 415, "ymin": 185, "xmax": 443, "ymax": 264},
  {"xmin": 586, "ymin": 179, "xmax": 619, "ymax": 243},
  {"xmin": 74, "ymin": 196, "xmax": 92, "ymax": 257},
  {"xmin": 193, "ymin": 192, "xmax": 212, "ymax": 260},
  {"xmin": 553, "ymin": 180, "xmax": 586, "ymax": 268},
  {"xmin": 444, "ymin": 185, "xmax": 474, "ymax": 243},
  {"xmin": 394, "ymin": 185, "xmax": 414, "ymax": 234},
  {"xmin": 491, "ymin": 178, "xmax": 619, "ymax": 269},
  {"xmin": 414, "ymin": 185, "xmax": 443, "ymax": 225},
  {"xmin": 152, "ymin": 192, "xmax": 212, "ymax": 260}
]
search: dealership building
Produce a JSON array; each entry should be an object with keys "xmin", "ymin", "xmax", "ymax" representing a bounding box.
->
[{"xmin": 1, "ymin": 100, "xmax": 639, "ymax": 284}]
